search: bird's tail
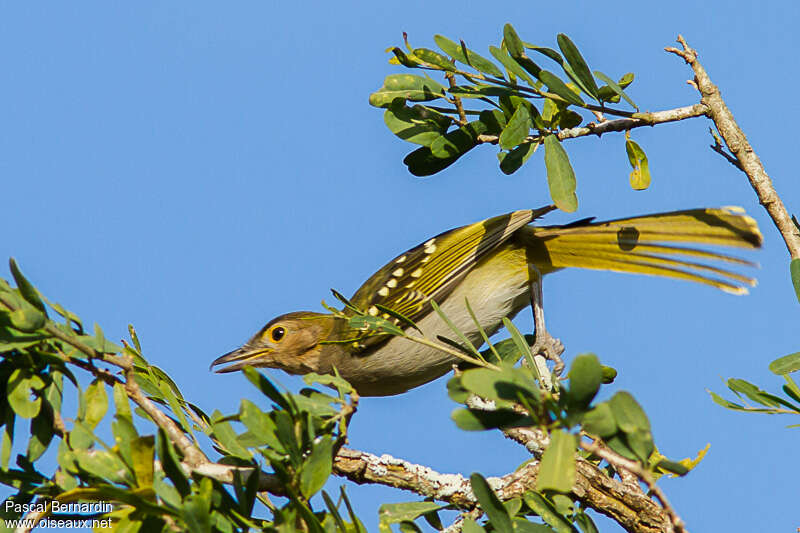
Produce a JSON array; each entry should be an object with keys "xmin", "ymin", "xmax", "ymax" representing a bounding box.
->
[{"xmin": 521, "ymin": 207, "xmax": 763, "ymax": 294}]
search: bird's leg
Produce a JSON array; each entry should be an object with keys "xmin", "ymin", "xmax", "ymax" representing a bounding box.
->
[{"xmin": 528, "ymin": 265, "xmax": 565, "ymax": 379}]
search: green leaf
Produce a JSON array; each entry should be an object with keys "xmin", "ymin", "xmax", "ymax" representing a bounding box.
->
[
  {"xmin": 72, "ymin": 448, "xmax": 130, "ymax": 483},
  {"xmin": 460, "ymin": 42, "xmax": 505, "ymax": 77},
  {"xmin": 463, "ymin": 519, "xmax": 486, "ymax": 533},
  {"xmin": 522, "ymin": 492, "xmax": 575, "ymax": 533},
  {"xmin": 601, "ymin": 366, "xmax": 617, "ymax": 384},
  {"xmin": 503, "ymin": 24, "xmax": 525, "ymax": 58},
  {"xmin": 242, "ymin": 367, "xmax": 291, "ymax": 412},
  {"xmin": 384, "ymin": 104, "xmax": 450, "ymax": 147},
  {"xmin": 482, "ymin": 335, "xmax": 536, "ymax": 365},
  {"xmin": 513, "ymin": 519, "xmax": 555, "ymax": 532},
  {"xmin": 461, "ymin": 366, "xmax": 539, "ymax": 404},
  {"xmin": 574, "ymin": 510, "xmax": 598, "ymax": 533},
  {"xmin": 303, "ymin": 372, "xmax": 355, "ymax": 395},
  {"xmin": 489, "ymin": 46, "xmax": 537, "ymax": 87},
  {"xmin": 654, "ymin": 459, "xmax": 690, "ymax": 476},
  {"xmin": 556, "ymin": 34, "xmax": 599, "ymax": 100},
  {"xmin": 322, "ymin": 490, "xmax": 349, "ymax": 533},
  {"xmin": 593, "ymin": 71, "xmax": 637, "ymax": 109},
  {"xmin": 499, "ymin": 141, "xmax": 537, "ymax": 175},
  {"xmin": 608, "ymin": 392, "xmax": 650, "ymax": 433},
  {"xmin": 84, "ymin": 379, "xmax": 108, "ymax": 429},
  {"xmin": 790, "ymin": 258, "xmax": 800, "ymax": 304},
  {"xmin": 471, "ymin": 473, "xmax": 513, "ymax": 533},
  {"xmin": 388, "ymin": 47, "xmax": 423, "ymax": 68},
  {"xmin": 770, "ymin": 351, "xmax": 800, "ymax": 375},
  {"xmin": 8, "ymin": 306, "xmax": 46, "ymax": 332},
  {"xmin": 728, "ymin": 378, "xmax": 783, "ymax": 407},
  {"xmin": 211, "ymin": 412, "xmax": 252, "ymax": 460},
  {"xmin": 566, "ymin": 353, "xmax": 602, "ymax": 410},
  {"xmin": 581, "ymin": 403, "xmax": 617, "ymax": 438},
  {"xmin": 158, "ymin": 429, "xmax": 190, "ymax": 496},
  {"xmin": 709, "ymin": 391, "xmax": 745, "ymax": 411},
  {"xmin": 502, "ymin": 318, "xmax": 538, "ymax": 379},
  {"xmin": 130, "ymin": 435, "xmax": 155, "ymax": 488},
  {"xmin": 447, "ymin": 375, "xmax": 470, "ymax": 404},
  {"xmin": 8, "ymin": 369, "xmax": 45, "ymax": 418},
  {"xmin": 499, "ymin": 104, "xmax": 532, "ymax": 149},
  {"xmin": 1, "ymin": 408, "xmax": 14, "ymax": 469},
  {"xmin": 299, "ymin": 436, "xmax": 334, "ymax": 498},
  {"xmin": 27, "ymin": 408, "xmax": 54, "ymax": 461},
  {"xmin": 113, "ymin": 383, "xmax": 132, "ymax": 422},
  {"xmin": 539, "ymin": 71, "xmax": 585, "ymax": 106},
  {"xmin": 9, "ymin": 258, "xmax": 47, "ymax": 316},
  {"xmin": 434, "ymin": 35, "xmax": 468, "ymax": 62},
  {"xmin": 350, "ymin": 314, "xmax": 405, "ymax": 336},
  {"xmin": 452, "ymin": 408, "xmax": 534, "ymax": 431},
  {"xmin": 379, "ymin": 501, "xmax": 442, "ymax": 528},
  {"xmin": 413, "ymin": 48, "xmax": 455, "ymax": 71},
  {"xmin": 181, "ymin": 477, "xmax": 213, "ymax": 533},
  {"xmin": 536, "ymin": 430, "xmax": 576, "ymax": 493},
  {"xmin": 504, "ymin": 497, "xmax": 522, "ymax": 518},
  {"xmin": 449, "ymin": 85, "xmax": 521, "ymax": 98},
  {"xmin": 430, "ymin": 300, "xmax": 485, "ymax": 361},
  {"xmin": 112, "ymin": 416, "xmax": 137, "ymax": 468},
  {"xmin": 623, "ymin": 427, "xmax": 655, "ymax": 463},
  {"xmin": 403, "ymin": 120, "xmax": 486, "ymax": 177},
  {"xmin": 430, "ymin": 119, "xmax": 489, "ymax": 159},
  {"xmin": 369, "ymin": 74, "xmax": 447, "ymax": 108},
  {"xmin": 341, "ymin": 486, "xmax": 368, "ymax": 533},
  {"xmin": 543, "ymin": 135, "xmax": 578, "ymax": 212},
  {"xmin": 625, "ymin": 139, "xmax": 651, "ymax": 190},
  {"xmin": 480, "ymin": 109, "xmax": 508, "ymax": 134},
  {"xmin": 526, "ymin": 44, "xmax": 563, "ymax": 63},
  {"xmin": 553, "ymin": 109, "xmax": 582, "ymax": 129}
]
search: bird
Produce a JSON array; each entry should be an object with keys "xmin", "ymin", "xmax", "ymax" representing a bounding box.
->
[{"xmin": 211, "ymin": 206, "xmax": 762, "ymax": 396}]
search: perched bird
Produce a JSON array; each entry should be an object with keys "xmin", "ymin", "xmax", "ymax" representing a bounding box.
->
[{"xmin": 212, "ymin": 207, "xmax": 761, "ymax": 396}]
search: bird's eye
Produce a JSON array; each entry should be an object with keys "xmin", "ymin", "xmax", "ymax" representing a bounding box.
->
[{"xmin": 271, "ymin": 326, "xmax": 286, "ymax": 342}]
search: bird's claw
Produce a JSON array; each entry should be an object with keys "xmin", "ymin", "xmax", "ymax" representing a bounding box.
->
[{"xmin": 530, "ymin": 332, "xmax": 565, "ymax": 376}]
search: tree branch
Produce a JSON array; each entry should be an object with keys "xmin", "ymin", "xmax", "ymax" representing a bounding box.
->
[
  {"xmin": 476, "ymin": 104, "xmax": 708, "ymax": 146},
  {"xmin": 666, "ymin": 35, "xmax": 800, "ymax": 259}
]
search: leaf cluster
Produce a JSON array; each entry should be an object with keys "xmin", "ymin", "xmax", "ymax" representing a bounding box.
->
[
  {"xmin": 369, "ymin": 25, "xmax": 647, "ymax": 212},
  {"xmin": 0, "ymin": 260, "xmax": 367, "ymax": 532}
]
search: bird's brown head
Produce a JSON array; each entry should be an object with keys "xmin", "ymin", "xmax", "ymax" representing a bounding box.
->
[{"xmin": 210, "ymin": 311, "xmax": 335, "ymax": 376}]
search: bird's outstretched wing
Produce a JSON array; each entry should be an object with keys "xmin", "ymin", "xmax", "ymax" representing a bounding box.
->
[{"xmin": 349, "ymin": 206, "xmax": 554, "ymax": 330}]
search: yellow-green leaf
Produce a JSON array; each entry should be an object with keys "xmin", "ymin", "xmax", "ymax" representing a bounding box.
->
[
  {"xmin": 625, "ymin": 138, "xmax": 650, "ymax": 190},
  {"xmin": 131, "ymin": 435, "xmax": 155, "ymax": 488},
  {"xmin": 543, "ymin": 135, "xmax": 578, "ymax": 212},
  {"xmin": 536, "ymin": 430, "xmax": 576, "ymax": 493}
]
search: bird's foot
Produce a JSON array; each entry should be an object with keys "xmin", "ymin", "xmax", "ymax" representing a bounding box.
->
[{"xmin": 531, "ymin": 332, "xmax": 565, "ymax": 376}]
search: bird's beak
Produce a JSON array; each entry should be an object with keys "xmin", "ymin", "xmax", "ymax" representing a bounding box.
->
[{"xmin": 209, "ymin": 345, "xmax": 272, "ymax": 373}]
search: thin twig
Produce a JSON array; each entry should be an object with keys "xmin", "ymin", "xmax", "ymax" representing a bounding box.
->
[
  {"xmin": 476, "ymin": 104, "xmax": 708, "ymax": 146},
  {"xmin": 445, "ymin": 72, "xmax": 468, "ymax": 125}
]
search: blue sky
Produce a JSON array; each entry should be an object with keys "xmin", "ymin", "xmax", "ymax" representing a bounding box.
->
[{"xmin": 1, "ymin": 2, "xmax": 798, "ymax": 531}]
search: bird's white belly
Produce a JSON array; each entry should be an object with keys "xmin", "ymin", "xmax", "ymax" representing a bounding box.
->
[{"xmin": 344, "ymin": 257, "xmax": 532, "ymax": 395}]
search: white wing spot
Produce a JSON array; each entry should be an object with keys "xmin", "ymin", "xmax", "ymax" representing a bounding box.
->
[
  {"xmin": 368, "ymin": 306, "xmax": 379, "ymax": 316},
  {"xmin": 387, "ymin": 279, "xmax": 398, "ymax": 288},
  {"xmin": 411, "ymin": 268, "xmax": 423, "ymax": 278},
  {"xmin": 420, "ymin": 256, "xmax": 430, "ymax": 263},
  {"xmin": 424, "ymin": 238, "xmax": 436, "ymax": 247},
  {"xmin": 405, "ymin": 282, "xmax": 415, "ymax": 288},
  {"xmin": 395, "ymin": 255, "xmax": 407, "ymax": 263},
  {"xmin": 392, "ymin": 268, "xmax": 404, "ymax": 277},
  {"xmin": 378, "ymin": 287, "xmax": 389, "ymax": 297},
  {"xmin": 424, "ymin": 244, "xmax": 437, "ymax": 254}
]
